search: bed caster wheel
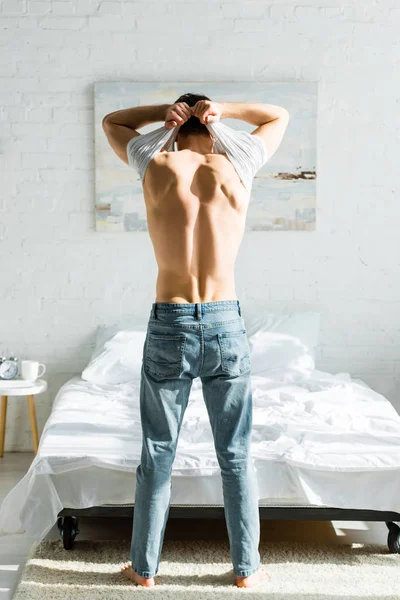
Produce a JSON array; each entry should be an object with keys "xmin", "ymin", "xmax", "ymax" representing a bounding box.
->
[
  {"xmin": 57, "ymin": 516, "xmax": 80, "ymax": 550},
  {"xmin": 386, "ymin": 521, "xmax": 400, "ymax": 554}
]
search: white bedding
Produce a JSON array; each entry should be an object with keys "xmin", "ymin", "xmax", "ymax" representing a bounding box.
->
[{"xmin": 1, "ymin": 369, "xmax": 400, "ymax": 540}]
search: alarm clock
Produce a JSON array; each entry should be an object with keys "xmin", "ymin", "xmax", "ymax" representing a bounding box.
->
[{"xmin": 0, "ymin": 358, "xmax": 19, "ymax": 380}]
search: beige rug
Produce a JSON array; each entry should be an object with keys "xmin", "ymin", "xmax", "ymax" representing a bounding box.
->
[{"xmin": 13, "ymin": 538, "xmax": 399, "ymax": 599}]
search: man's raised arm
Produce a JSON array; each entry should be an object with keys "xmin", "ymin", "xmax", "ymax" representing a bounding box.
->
[
  {"xmin": 219, "ymin": 101, "xmax": 290, "ymax": 160},
  {"xmin": 219, "ymin": 102, "xmax": 287, "ymax": 126},
  {"xmin": 102, "ymin": 103, "xmax": 170, "ymax": 131},
  {"xmin": 102, "ymin": 104, "xmax": 171, "ymax": 165}
]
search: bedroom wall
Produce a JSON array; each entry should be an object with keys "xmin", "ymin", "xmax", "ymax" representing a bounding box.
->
[{"xmin": 1, "ymin": 0, "xmax": 399, "ymax": 453}]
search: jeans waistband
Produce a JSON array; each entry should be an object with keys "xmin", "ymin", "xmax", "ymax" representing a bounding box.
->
[{"xmin": 150, "ymin": 299, "xmax": 241, "ymax": 320}]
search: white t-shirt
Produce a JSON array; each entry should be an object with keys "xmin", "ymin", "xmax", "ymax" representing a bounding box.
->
[{"xmin": 126, "ymin": 121, "xmax": 268, "ymax": 193}]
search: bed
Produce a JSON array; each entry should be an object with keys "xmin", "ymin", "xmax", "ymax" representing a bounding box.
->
[{"xmin": 1, "ymin": 311, "xmax": 400, "ymax": 553}]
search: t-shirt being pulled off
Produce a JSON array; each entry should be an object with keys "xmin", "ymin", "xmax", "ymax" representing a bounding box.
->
[{"xmin": 126, "ymin": 120, "xmax": 269, "ymax": 193}]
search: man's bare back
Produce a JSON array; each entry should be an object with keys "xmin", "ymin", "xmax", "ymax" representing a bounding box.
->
[
  {"xmin": 143, "ymin": 148, "xmax": 250, "ymax": 305},
  {"xmin": 102, "ymin": 99, "xmax": 290, "ymax": 306}
]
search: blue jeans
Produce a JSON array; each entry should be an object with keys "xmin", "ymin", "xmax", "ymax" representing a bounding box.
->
[{"xmin": 130, "ymin": 299, "xmax": 261, "ymax": 578}]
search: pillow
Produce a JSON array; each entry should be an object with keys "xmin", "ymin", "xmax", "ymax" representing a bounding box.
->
[
  {"xmin": 82, "ymin": 330, "xmax": 146, "ymax": 385},
  {"xmin": 244, "ymin": 311, "xmax": 320, "ymax": 383},
  {"xmin": 94, "ymin": 317, "xmax": 147, "ymax": 352}
]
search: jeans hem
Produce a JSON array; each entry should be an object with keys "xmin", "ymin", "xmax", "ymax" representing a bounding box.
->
[
  {"xmin": 234, "ymin": 563, "xmax": 260, "ymax": 577},
  {"xmin": 131, "ymin": 565, "xmax": 157, "ymax": 578}
]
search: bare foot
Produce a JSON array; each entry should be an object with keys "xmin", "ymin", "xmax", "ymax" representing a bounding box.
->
[
  {"xmin": 234, "ymin": 566, "xmax": 270, "ymax": 588},
  {"xmin": 121, "ymin": 563, "xmax": 155, "ymax": 587}
]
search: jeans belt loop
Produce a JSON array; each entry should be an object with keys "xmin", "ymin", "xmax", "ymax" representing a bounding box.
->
[
  {"xmin": 153, "ymin": 303, "xmax": 157, "ymax": 320},
  {"xmin": 237, "ymin": 300, "xmax": 241, "ymax": 317}
]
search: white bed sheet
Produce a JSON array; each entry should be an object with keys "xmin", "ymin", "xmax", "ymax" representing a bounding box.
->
[{"xmin": 1, "ymin": 370, "xmax": 400, "ymax": 540}]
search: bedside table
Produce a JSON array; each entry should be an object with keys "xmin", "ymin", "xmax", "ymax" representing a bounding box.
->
[{"xmin": 0, "ymin": 378, "xmax": 47, "ymax": 457}]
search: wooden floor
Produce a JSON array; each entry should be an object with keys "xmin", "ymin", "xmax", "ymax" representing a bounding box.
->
[{"xmin": 0, "ymin": 452, "xmax": 387, "ymax": 600}]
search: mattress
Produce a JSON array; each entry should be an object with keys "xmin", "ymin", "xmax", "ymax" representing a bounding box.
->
[{"xmin": 1, "ymin": 369, "xmax": 400, "ymax": 540}]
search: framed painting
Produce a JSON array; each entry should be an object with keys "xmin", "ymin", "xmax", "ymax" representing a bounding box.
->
[{"xmin": 94, "ymin": 81, "xmax": 316, "ymax": 232}]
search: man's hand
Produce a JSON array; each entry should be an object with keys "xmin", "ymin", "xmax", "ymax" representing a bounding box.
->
[
  {"xmin": 165, "ymin": 102, "xmax": 192, "ymax": 129},
  {"xmin": 191, "ymin": 100, "xmax": 222, "ymax": 124}
]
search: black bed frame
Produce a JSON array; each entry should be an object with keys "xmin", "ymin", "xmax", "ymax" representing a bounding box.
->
[{"xmin": 57, "ymin": 503, "xmax": 400, "ymax": 553}]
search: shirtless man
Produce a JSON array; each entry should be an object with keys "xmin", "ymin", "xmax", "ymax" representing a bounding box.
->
[{"xmin": 102, "ymin": 95, "xmax": 289, "ymax": 588}]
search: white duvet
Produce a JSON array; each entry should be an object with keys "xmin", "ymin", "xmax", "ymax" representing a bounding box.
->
[{"xmin": 1, "ymin": 368, "xmax": 400, "ymax": 540}]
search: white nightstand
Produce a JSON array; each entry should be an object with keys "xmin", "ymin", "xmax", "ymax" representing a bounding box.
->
[{"xmin": 0, "ymin": 378, "xmax": 47, "ymax": 457}]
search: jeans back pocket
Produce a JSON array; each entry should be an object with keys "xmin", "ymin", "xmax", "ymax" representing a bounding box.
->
[
  {"xmin": 218, "ymin": 330, "xmax": 251, "ymax": 376},
  {"xmin": 145, "ymin": 332, "xmax": 186, "ymax": 381}
]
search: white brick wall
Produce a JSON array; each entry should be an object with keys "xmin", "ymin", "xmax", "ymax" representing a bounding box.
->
[{"xmin": 1, "ymin": 0, "xmax": 400, "ymax": 450}]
